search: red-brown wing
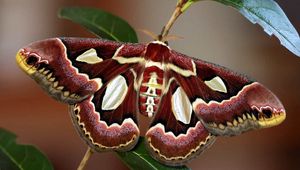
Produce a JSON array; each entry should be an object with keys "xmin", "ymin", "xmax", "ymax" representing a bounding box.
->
[
  {"xmin": 18, "ymin": 37, "xmax": 146, "ymax": 104},
  {"xmin": 69, "ymin": 68, "xmax": 141, "ymax": 151},
  {"xmin": 169, "ymin": 51, "xmax": 286, "ymax": 136},
  {"xmin": 145, "ymin": 78, "xmax": 216, "ymax": 166},
  {"xmin": 17, "ymin": 37, "xmax": 146, "ymax": 151}
]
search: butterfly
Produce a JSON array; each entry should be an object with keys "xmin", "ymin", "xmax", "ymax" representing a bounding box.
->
[{"xmin": 16, "ymin": 37, "xmax": 286, "ymax": 166}]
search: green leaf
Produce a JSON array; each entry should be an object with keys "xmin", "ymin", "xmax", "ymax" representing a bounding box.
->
[
  {"xmin": 58, "ymin": 7, "xmax": 138, "ymax": 43},
  {"xmin": 212, "ymin": 0, "xmax": 300, "ymax": 56},
  {"xmin": 0, "ymin": 128, "xmax": 53, "ymax": 170},
  {"xmin": 116, "ymin": 137, "xmax": 190, "ymax": 170}
]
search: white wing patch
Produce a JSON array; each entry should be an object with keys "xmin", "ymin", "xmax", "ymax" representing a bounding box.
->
[
  {"xmin": 171, "ymin": 87, "xmax": 192, "ymax": 124},
  {"xmin": 76, "ymin": 48, "xmax": 103, "ymax": 64},
  {"xmin": 204, "ymin": 76, "xmax": 227, "ymax": 93},
  {"xmin": 102, "ymin": 75, "xmax": 128, "ymax": 110}
]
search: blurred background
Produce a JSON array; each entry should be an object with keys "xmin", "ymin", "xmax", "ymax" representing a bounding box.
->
[{"xmin": 1, "ymin": 0, "xmax": 300, "ymax": 169}]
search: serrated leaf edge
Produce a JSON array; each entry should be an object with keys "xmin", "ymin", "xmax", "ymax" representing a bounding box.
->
[{"xmin": 214, "ymin": 0, "xmax": 300, "ymax": 56}]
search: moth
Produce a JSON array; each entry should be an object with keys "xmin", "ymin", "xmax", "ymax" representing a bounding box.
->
[{"xmin": 16, "ymin": 37, "xmax": 286, "ymax": 166}]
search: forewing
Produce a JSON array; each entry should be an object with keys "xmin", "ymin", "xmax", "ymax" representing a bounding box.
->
[
  {"xmin": 17, "ymin": 37, "xmax": 145, "ymax": 104},
  {"xmin": 69, "ymin": 68, "xmax": 140, "ymax": 151},
  {"xmin": 169, "ymin": 51, "xmax": 286, "ymax": 136},
  {"xmin": 145, "ymin": 78, "xmax": 215, "ymax": 166}
]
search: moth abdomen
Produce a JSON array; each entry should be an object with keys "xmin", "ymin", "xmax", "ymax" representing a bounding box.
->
[{"xmin": 139, "ymin": 65, "xmax": 164, "ymax": 118}]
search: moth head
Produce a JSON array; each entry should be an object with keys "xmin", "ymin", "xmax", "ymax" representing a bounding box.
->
[{"xmin": 16, "ymin": 38, "xmax": 64, "ymax": 76}]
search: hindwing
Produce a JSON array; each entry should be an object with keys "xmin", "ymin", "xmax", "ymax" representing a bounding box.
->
[
  {"xmin": 69, "ymin": 69, "xmax": 141, "ymax": 151},
  {"xmin": 145, "ymin": 77, "xmax": 216, "ymax": 166}
]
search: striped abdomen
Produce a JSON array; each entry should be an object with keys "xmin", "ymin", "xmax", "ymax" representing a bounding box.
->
[{"xmin": 139, "ymin": 65, "xmax": 164, "ymax": 117}]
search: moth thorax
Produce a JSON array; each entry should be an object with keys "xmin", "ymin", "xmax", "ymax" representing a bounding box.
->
[
  {"xmin": 144, "ymin": 42, "xmax": 170, "ymax": 62},
  {"xmin": 139, "ymin": 66, "xmax": 164, "ymax": 117}
]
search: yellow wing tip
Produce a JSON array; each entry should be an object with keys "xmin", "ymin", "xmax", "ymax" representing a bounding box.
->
[
  {"xmin": 16, "ymin": 50, "xmax": 36, "ymax": 75},
  {"xmin": 258, "ymin": 111, "xmax": 286, "ymax": 128}
]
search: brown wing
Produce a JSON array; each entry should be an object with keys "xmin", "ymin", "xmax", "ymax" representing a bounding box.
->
[
  {"xmin": 16, "ymin": 37, "xmax": 146, "ymax": 104},
  {"xmin": 145, "ymin": 78, "xmax": 215, "ymax": 166},
  {"xmin": 169, "ymin": 51, "xmax": 286, "ymax": 136},
  {"xmin": 69, "ymin": 68, "xmax": 141, "ymax": 151}
]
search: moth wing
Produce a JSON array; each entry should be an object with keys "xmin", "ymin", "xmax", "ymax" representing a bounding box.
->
[
  {"xmin": 70, "ymin": 68, "xmax": 141, "ymax": 151},
  {"xmin": 17, "ymin": 37, "xmax": 146, "ymax": 104},
  {"xmin": 170, "ymin": 51, "xmax": 286, "ymax": 136},
  {"xmin": 145, "ymin": 78, "xmax": 215, "ymax": 166}
]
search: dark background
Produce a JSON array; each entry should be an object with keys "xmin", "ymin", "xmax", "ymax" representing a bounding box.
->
[{"xmin": 0, "ymin": 0, "xmax": 300, "ymax": 169}]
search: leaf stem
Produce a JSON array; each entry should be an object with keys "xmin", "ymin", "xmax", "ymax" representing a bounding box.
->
[
  {"xmin": 77, "ymin": 147, "xmax": 94, "ymax": 170},
  {"xmin": 159, "ymin": 0, "xmax": 189, "ymax": 41}
]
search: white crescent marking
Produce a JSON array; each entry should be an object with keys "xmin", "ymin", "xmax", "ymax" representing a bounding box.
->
[
  {"xmin": 204, "ymin": 76, "xmax": 227, "ymax": 93},
  {"xmin": 76, "ymin": 48, "xmax": 103, "ymax": 64}
]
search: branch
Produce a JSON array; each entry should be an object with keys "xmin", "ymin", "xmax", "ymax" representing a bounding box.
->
[
  {"xmin": 77, "ymin": 147, "xmax": 94, "ymax": 170},
  {"xmin": 159, "ymin": 0, "xmax": 189, "ymax": 41}
]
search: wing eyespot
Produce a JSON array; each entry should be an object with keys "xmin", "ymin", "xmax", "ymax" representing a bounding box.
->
[{"xmin": 26, "ymin": 55, "xmax": 38, "ymax": 65}]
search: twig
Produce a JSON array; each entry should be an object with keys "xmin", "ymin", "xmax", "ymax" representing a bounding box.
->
[
  {"xmin": 77, "ymin": 147, "xmax": 94, "ymax": 170},
  {"xmin": 159, "ymin": 0, "xmax": 188, "ymax": 41}
]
